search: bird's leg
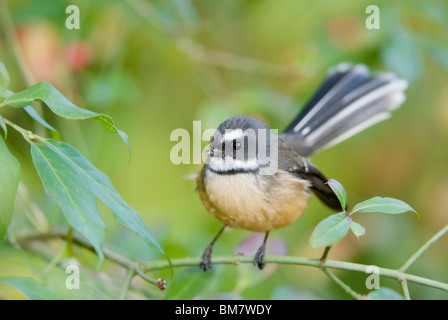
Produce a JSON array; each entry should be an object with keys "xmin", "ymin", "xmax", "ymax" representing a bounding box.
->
[
  {"xmin": 200, "ymin": 225, "xmax": 226, "ymax": 271},
  {"xmin": 253, "ymin": 231, "xmax": 270, "ymax": 269}
]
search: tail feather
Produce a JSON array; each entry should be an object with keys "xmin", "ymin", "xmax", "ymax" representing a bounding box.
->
[{"xmin": 281, "ymin": 63, "xmax": 408, "ymax": 157}]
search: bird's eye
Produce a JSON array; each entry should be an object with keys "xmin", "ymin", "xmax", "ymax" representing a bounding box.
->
[{"xmin": 233, "ymin": 140, "xmax": 242, "ymax": 150}]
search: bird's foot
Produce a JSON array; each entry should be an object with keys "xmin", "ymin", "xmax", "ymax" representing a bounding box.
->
[
  {"xmin": 253, "ymin": 244, "xmax": 266, "ymax": 270},
  {"xmin": 199, "ymin": 245, "xmax": 213, "ymax": 271}
]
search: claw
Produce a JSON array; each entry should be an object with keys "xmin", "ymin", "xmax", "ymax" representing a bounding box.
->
[
  {"xmin": 253, "ymin": 244, "xmax": 266, "ymax": 269},
  {"xmin": 199, "ymin": 225, "xmax": 226, "ymax": 272},
  {"xmin": 253, "ymin": 231, "xmax": 269, "ymax": 270},
  {"xmin": 200, "ymin": 246, "xmax": 213, "ymax": 271}
]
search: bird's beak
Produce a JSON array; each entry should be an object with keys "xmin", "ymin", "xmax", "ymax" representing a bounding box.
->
[{"xmin": 206, "ymin": 149, "xmax": 215, "ymax": 157}]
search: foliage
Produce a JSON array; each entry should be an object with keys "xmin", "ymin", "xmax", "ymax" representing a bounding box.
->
[
  {"xmin": 0, "ymin": 0, "xmax": 447, "ymax": 300},
  {"xmin": 310, "ymin": 180, "xmax": 418, "ymax": 248},
  {"xmin": 0, "ymin": 62, "xmax": 164, "ymax": 272}
]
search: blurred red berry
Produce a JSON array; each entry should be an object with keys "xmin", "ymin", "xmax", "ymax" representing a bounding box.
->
[{"xmin": 65, "ymin": 41, "xmax": 93, "ymax": 71}]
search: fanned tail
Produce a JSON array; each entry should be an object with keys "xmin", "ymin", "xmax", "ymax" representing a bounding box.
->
[{"xmin": 281, "ymin": 63, "xmax": 408, "ymax": 157}]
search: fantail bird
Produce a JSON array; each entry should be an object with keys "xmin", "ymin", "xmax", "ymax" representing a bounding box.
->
[{"xmin": 196, "ymin": 63, "xmax": 408, "ymax": 270}]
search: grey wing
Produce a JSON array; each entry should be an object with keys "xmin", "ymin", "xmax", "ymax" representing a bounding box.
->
[
  {"xmin": 278, "ymin": 141, "xmax": 342, "ymax": 211},
  {"xmin": 301, "ymin": 162, "xmax": 343, "ymax": 211}
]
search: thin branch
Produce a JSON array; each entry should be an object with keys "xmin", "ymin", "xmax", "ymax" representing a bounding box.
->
[
  {"xmin": 322, "ymin": 268, "xmax": 366, "ymax": 300},
  {"xmin": 14, "ymin": 231, "xmax": 448, "ymax": 295},
  {"xmin": 16, "ymin": 230, "xmax": 135, "ymax": 268},
  {"xmin": 124, "ymin": 0, "xmax": 299, "ymax": 79},
  {"xmin": 176, "ymin": 38, "xmax": 298, "ymax": 79},
  {"xmin": 400, "ymin": 224, "xmax": 448, "ymax": 272},
  {"xmin": 119, "ymin": 269, "xmax": 135, "ymax": 300},
  {"xmin": 399, "ymin": 278, "xmax": 411, "ymax": 300},
  {"xmin": 140, "ymin": 256, "xmax": 448, "ymax": 293},
  {"xmin": 318, "ymin": 245, "xmax": 366, "ymax": 299},
  {"xmin": 42, "ymin": 240, "xmax": 68, "ymax": 275},
  {"xmin": 13, "ymin": 230, "xmax": 166, "ymax": 291},
  {"xmin": 124, "ymin": 0, "xmax": 177, "ymax": 35},
  {"xmin": 135, "ymin": 264, "xmax": 167, "ymax": 290}
]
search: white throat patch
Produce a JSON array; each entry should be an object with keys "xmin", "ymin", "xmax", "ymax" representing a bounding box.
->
[{"xmin": 208, "ymin": 157, "xmax": 259, "ymax": 173}]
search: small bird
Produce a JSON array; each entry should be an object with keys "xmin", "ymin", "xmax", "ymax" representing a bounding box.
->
[{"xmin": 196, "ymin": 63, "xmax": 408, "ymax": 270}]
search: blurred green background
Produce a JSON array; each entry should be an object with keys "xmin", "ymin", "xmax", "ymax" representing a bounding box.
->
[{"xmin": 0, "ymin": 0, "xmax": 447, "ymax": 299}]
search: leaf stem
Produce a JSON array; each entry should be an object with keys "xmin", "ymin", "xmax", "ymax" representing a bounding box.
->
[
  {"xmin": 3, "ymin": 118, "xmax": 42, "ymax": 143},
  {"xmin": 3, "ymin": 118, "xmax": 28, "ymax": 135},
  {"xmin": 319, "ymin": 246, "xmax": 331, "ymax": 264}
]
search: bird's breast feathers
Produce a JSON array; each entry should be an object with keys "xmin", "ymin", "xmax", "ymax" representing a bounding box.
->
[{"xmin": 197, "ymin": 167, "xmax": 310, "ymax": 232}]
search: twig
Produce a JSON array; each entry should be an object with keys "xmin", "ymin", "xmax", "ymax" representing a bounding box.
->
[
  {"xmin": 318, "ymin": 245, "xmax": 365, "ymax": 299},
  {"xmin": 399, "ymin": 278, "xmax": 411, "ymax": 300},
  {"xmin": 124, "ymin": 0, "xmax": 299, "ymax": 79},
  {"xmin": 119, "ymin": 269, "xmax": 135, "ymax": 300},
  {"xmin": 400, "ymin": 224, "xmax": 448, "ymax": 272},
  {"xmin": 322, "ymin": 268, "xmax": 366, "ymax": 300},
  {"xmin": 14, "ymin": 230, "xmax": 165, "ymax": 291},
  {"xmin": 140, "ymin": 256, "xmax": 448, "ymax": 293},
  {"xmin": 176, "ymin": 38, "xmax": 298, "ymax": 79},
  {"xmin": 135, "ymin": 264, "xmax": 167, "ymax": 290},
  {"xmin": 14, "ymin": 231, "xmax": 448, "ymax": 297},
  {"xmin": 124, "ymin": 0, "xmax": 176, "ymax": 35},
  {"xmin": 397, "ymin": 223, "xmax": 448, "ymax": 300}
]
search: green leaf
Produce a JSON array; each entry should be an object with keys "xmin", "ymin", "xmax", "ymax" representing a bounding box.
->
[
  {"xmin": 351, "ymin": 197, "xmax": 418, "ymax": 217},
  {"xmin": 0, "ymin": 277, "xmax": 62, "ymax": 300},
  {"xmin": 168, "ymin": 0, "xmax": 198, "ymax": 25},
  {"xmin": 368, "ymin": 287, "xmax": 404, "ymax": 300},
  {"xmin": 2, "ymin": 82, "xmax": 130, "ymax": 151},
  {"xmin": 35, "ymin": 139, "xmax": 165, "ymax": 255},
  {"xmin": 0, "ymin": 244, "xmax": 120, "ymax": 299},
  {"xmin": 310, "ymin": 213, "xmax": 352, "ymax": 248},
  {"xmin": 1, "ymin": 89, "xmax": 57, "ymax": 136},
  {"xmin": 327, "ymin": 179, "xmax": 347, "ymax": 211},
  {"xmin": 381, "ymin": 27, "xmax": 423, "ymax": 82},
  {"xmin": 164, "ymin": 268, "xmax": 215, "ymax": 300},
  {"xmin": 271, "ymin": 285, "xmax": 320, "ymax": 300},
  {"xmin": 0, "ymin": 114, "xmax": 7, "ymax": 138},
  {"xmin": 350, "ymin": 221, "xmax": 366, "ymax": 239},
  {"xmin": 0, "ymin": 136, "xmax": 20, "ymax": 241},
  {"xmin": 428, "ymin": 42, "xmax": 448, "ymax": 73},
  {"xmin": 23, "ymin": 105, "xmax": 58, "ymax": 133},
  {"xmin": 31, "ymin": 143, "xmax": 105, "ymax": 266},
  {"xmin": 0, "ymin": 61, "xmax": 10, "ymax": 96},
  {"xmin": 1, "ymin": 88, "xmax": 13, "ymax": 98}
]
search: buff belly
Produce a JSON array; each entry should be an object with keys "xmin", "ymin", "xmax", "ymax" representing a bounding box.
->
[{"xmin": 197, "ymin": 169, "xmax": 310, "ymax": 232}]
